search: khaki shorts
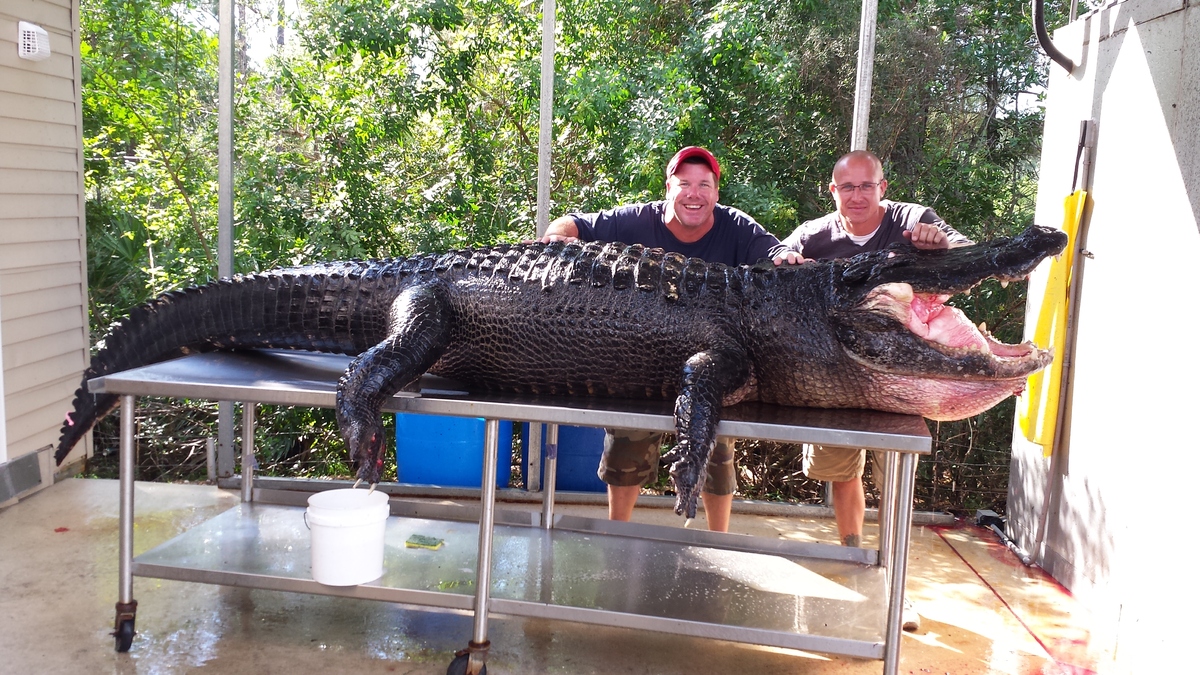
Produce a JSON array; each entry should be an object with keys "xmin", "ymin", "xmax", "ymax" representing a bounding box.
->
[
  {"xmin": 597, "ymin": 429, "xmax": 737, "ymax": 496},
  {"xmin": 802, "ymin": 444, "xmax": 888, "ymax": 491}
]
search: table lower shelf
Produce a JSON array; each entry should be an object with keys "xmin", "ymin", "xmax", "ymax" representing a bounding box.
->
[{"xmin": 133, "ymin": 503, "xmax": 889, "ymax": 659}]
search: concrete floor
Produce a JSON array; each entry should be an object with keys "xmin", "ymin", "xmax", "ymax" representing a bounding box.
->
[{"xmin": 0, "ymin": 478, "xmax": 1108, "ymax": 675}]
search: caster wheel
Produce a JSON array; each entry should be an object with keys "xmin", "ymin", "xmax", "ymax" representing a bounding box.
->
[
  {"xmin": 446, "ymin": 652, "xmax": 487, "ymax": 675},
  {"xmin": 114, "ymin": 618, "xmax": 135, "ymax": 652}
]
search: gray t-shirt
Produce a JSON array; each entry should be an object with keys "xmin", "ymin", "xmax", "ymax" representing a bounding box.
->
[
  {"xmin": 771, "ymin": 200, "xmax": 972, "ymax": 260},
  {"xmin": 569, "ymin": 201, "xmax": 780, "ymax": 267}
]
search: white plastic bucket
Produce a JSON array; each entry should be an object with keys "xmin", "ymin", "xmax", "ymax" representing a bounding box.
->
[{"xmin": 305, "ymin": 488, "xmax": 390, "ymax": 586}]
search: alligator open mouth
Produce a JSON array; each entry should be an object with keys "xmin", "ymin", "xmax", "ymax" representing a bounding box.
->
[
  {"xmin": 849, "ymin": 282, "xmax": 1051, "ymax": 381},
  {"xmin": 828, "ymin": 224, "xmax": 1067, "ymax": 385}
]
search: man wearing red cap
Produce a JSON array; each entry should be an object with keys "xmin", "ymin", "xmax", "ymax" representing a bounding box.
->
[{"xmin": 542, "ymin": 146, "xmax": 780, "ymax": 532}]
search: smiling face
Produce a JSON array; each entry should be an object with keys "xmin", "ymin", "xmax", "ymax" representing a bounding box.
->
[
  {"xmin": 830, "ymin": 153, "xmax": 888, "ymax": 236},
  {"xmin": 663, "ymin": 160, "xmax": 719, "ymax": 242}
]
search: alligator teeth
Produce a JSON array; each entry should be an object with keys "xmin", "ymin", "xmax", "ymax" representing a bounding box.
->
[
  {"xmin": 978, "ymin": 321, "xmax": 988, "ymax": 334},
  {"xmin": 1000, "ymin": 280, "xmax": 1009, "ymax": 288}
]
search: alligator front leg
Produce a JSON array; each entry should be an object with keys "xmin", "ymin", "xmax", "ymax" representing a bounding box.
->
[
  {"xmin": 663, "ymin": 349, "xmax": 752, "ymax": 518},
  {"xmin": 336, "ymin": 283, "xmax": 452, "ymax": 484}
]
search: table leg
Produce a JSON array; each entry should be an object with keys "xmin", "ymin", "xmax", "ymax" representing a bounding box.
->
[
  {"xmin": 241, "ymin": 402, "xmax": 255, "ymax": 503},
  {"xmin": 541, "ymin": 423, "xmax": 559, "ymax": 529},
  {"xmin": 882, "ymin": 452, "xmax": 917, "ymax": 674},
  {"xmin": 464, "ymin": 418, "xmax": 502, "ymax": 674},
  {"xmin": 878, "ymin": 451, "xmax": 900, "ymax": 571},
  {"xmin": 115, "ymin": 395, "xmax": 137, "ymax": 651}
]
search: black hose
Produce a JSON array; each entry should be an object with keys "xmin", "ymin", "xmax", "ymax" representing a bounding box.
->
[{"xmin": 1033, "ymin": 0, "xmax": 1075, "ymax": 75}]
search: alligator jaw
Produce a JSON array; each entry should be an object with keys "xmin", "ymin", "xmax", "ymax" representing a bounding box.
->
[
  {"xmin": 832, "ymin": 285, "xmax": 1053, "ymax": 420},
  {"xmin": 839, "ymin": 224, "xmax": 1069, "ymax": 302},
  {"xmin": 848, "ymin": 282, "xmax": 1052, "ymax": 379}
]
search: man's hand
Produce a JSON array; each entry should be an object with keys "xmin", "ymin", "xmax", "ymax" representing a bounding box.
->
[
  {"xmin": 904, "ymin": 222, "xmax": 951, "ymax": 250},
  {"xmin": 527, "ymin": 215, "xmax": 582, "ymax": 244},
  {"xmin": 773, "ymin": 251, "xmax": 811, "ymax": 265}
]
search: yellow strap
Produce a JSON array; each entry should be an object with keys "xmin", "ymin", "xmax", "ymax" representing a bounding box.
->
[{"xmin": 1017, "ymin": 190, "xmax": 1085, "ymax": 456}]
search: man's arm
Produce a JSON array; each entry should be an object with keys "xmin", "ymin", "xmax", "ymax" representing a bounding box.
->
[
  {"xmin": 540, "ymin": 215, "xmax": 581, "ymax": 243},
  {"xmin": 770, "ymin": 224, "xmax": 813, "ymax": 265}
]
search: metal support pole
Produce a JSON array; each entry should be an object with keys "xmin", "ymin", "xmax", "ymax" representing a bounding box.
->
[
  {"xmin": 850, "ymin": 0, "xmax": 879, "ymax": 151},
  {"xmin": 240, "ymin": 403, "xmax": 255, "ymax": 502},
  {"xmin": 217, "ymin": 0, "xmax": 236, "ymax": 473},
  {"xmin": 878, "ymin": 450, "xmax": 899, "ymax": 572},
  {"xmin": 205, "ymin": 437, "xmax": 216, "ymax": 482},
  {"xmin": 218, "ymin": 0, "xmax": 234, "ymax": 278},
  {"xmin": 218, "ymin": 403, "xmax": 235, "ymax": 477},
  {"xmin": 118, "ymin": 395, "xmax": 135, "ymax": 605},
  {"xmin": 882, "ymin": 452, "xmax": 917, "ymax": 674},
  {"xmin": 534, "ymin": 0, "xmax": 557, "ymax": 237},
  {"xmin": 541, "ymin": 423, "xmax": 559, "ymax": 529},
  {"xmin": 527, "ymin": 423, "xmax": 542, "ymax": 492},
  {"xmin": 467, "ymin": 419, "xmax": 502, "ymax": 672}
]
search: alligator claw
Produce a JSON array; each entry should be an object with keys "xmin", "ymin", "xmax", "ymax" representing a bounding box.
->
[
  {"xmin": 667, "ymin": 446, "xmax": 702, "ymax": 518},
  {"xmin": 661, "ymin": 445, "xmax": 683, "ymax": 464},
  {"xmin": 674, "ymin": 493, "xmax": 698, "ymax": 518},
  {"xmin": 343, "ymin": 421, "xmax": 387, "ymax": 484}
]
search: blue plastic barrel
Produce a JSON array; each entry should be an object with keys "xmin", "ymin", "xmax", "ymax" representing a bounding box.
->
[
  {"xmin": 395, "ymin": 413, "xmax": 513, "ymax": 488},
  {"xmin": 522, "ymin": 424, "xmax": 607, "ymax": 493}
]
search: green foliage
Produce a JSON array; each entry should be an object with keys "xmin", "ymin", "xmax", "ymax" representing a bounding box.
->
[
  {"xmin": 80, "ymin": 0, "xmax": 1074, "ymax": 512},
  {"xmin": 81, "ymin": 0, "xmax": 219, "ymax": 330}
]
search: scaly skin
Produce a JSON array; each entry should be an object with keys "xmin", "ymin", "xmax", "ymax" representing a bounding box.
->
[{"xmin": 57, "ymin": 225, "xmax": 1067, "ymax": 518}]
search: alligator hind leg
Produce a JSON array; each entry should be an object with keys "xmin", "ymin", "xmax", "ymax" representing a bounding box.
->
[
  {"xmin": 663, "ymin": 349, "xmax": 752, "ymax": 518},
  {"xmin": 337, "ymin": 283, "xmax": 453, "ymax": 484}
]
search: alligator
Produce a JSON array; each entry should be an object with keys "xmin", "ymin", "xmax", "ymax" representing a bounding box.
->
[{"xmin": 56, "ymin": 224, "xmax": 1067, "ymax": 517}]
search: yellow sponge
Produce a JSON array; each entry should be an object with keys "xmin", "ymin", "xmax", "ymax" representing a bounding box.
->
[{"xmin": 405, "ymin": 534, "xmax": 444, "ymax": 550}]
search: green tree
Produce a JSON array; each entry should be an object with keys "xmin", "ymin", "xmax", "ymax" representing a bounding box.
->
[{"xmin": 82, "ymin": 0, "xmax": 220, "ymax": 330}]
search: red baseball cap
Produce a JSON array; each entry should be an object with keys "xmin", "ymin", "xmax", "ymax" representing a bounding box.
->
[{"xmin": 665, "ymin": 146, "xmax": 720, "ymax": 183}]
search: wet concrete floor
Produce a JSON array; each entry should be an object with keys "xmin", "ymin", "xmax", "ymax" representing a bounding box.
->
[{"xmin": 0, "ymin": 479, "xmax": 1108, "ymax": 674}]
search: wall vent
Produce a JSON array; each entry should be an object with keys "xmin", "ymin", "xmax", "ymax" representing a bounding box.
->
[
  {"xmin": 0, "ymin": 453, "xmax": 42, "ymax": 503},
  {"xmin": 18, "ymin": 22, "xmax": 51, "ymax": 61}
]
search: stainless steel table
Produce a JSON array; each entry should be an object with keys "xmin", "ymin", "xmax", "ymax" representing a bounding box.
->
[{"xmin": 91, "ymin": 349, "xmax": 930, "ymax": 674}]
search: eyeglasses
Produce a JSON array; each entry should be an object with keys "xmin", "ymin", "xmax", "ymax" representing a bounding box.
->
[{"xmin": 833, "ymin": 181, "xmax": 881, "ymax": 194}]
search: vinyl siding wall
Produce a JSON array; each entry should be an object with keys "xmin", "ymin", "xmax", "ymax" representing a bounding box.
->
[{"xmin": 0, "ymin": 0, "xmax": 89, "ymax": 497}]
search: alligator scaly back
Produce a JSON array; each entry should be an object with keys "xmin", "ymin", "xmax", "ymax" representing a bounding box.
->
[{"xmin": 57, "ymin": 243, "xmax": 738, "ymax": 463}]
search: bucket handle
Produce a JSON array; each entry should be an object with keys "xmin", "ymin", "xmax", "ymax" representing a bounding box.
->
[{"xmin": 303, "ymin": 511, "xmax": 310, "ymax": 530}]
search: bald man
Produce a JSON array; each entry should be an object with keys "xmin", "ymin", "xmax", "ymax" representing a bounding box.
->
[{"xmin": 772, "ymin": 149, "xmax": 972, "ymax": 632}]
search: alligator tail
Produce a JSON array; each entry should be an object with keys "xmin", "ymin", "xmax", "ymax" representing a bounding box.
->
[{"xmin": 55, "ymin": 262, "xmax": 399, "ymax": 465}]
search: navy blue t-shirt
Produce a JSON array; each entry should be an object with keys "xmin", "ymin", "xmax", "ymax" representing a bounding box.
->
[{"xmin": 568, "ymin": 201, "xmax": 780, "ymax": 267}]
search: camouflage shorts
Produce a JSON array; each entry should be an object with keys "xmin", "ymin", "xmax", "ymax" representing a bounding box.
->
[
  {"xmin": 802, "ymin": 444, "xmax": 887, "ymax": 491},
  {"xmin": 597, "ymin": 429, "xmax": 737, "ymax": 495}
]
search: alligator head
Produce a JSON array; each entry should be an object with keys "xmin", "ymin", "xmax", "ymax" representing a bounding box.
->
[{"xmin": 823, "ymin": 224, "xmax": 1068, "ymax": 421}]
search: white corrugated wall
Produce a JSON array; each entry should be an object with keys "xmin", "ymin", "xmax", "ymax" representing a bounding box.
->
[{"xmin": 1010, "ymin": 1, "xmax": 1200, "ymax": 672}]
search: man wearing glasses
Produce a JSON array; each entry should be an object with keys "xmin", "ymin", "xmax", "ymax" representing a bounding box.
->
[
  {"xmin": 772, "ymin": 149, "xmax": 971, "ymax": 631},
  {"xmin": 773, "ymin": 149, "xmax": 970, "ymax": 262}
]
